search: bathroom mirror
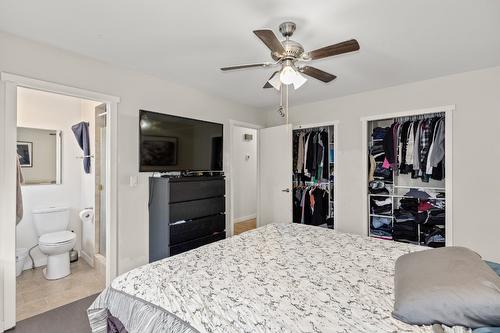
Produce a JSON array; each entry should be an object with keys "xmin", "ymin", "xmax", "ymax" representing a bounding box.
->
[{"xmin": 17, "ymin": 127, "xmax": 62, "ymax": 185}]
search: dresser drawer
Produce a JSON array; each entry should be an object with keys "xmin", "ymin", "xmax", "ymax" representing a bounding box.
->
[
  {"xmin": 170, "ymin": 197, "xmax": 225, "ymax": 222},
  {"xmin": 169, "ymin": 231, "xmax": 226, "ymax": 256},
  {"xmin": 169, "ymin": 179, "xmax": 225, "ymax": 203},
  {"xmin": 170, "ymin": 214, "xmax": 225, "ymax": 245}
]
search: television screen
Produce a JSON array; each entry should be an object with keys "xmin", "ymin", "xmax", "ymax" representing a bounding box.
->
[{"xmin": 139, "ymin": 110, "xmax": 223, "ymax": 172}]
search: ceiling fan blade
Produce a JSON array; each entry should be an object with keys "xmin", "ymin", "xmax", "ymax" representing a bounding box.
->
[
  {"xmin": 300, "ymin": 66, "xmax": 337, "ymax": 83},
  {"xmin": 263, "ymin": 71, "xmax": 279, "ymax": 88},
  {"xmin": 220, "ymin": 62, "xmax": 274, "ymax": 71},
  {"xmin": 307, "ymin": 39, "xmax": 360, "ymax": 60},
  {"xmin": 253, "ymin": 29, "xmax": 285, "ymax": 55}
]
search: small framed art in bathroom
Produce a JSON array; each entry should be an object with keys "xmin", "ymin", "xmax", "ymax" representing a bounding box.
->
[{"xmin": 16, "ymin": 141, "xmax": 33, "ymax": 167}]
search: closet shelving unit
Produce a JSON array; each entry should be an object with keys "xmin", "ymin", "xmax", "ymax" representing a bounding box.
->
[
  {"xmin": 292, "ymin": 122, "xmax": 337, "ymax": 229},
  {"xmin": 363, "ymin": 106, "xmax": 453, "ymax": 247}
]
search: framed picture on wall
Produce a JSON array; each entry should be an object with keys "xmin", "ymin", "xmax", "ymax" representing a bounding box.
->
[{"xmin": 17, "ymin": 141, "xmax": 33, "ymax": 167}]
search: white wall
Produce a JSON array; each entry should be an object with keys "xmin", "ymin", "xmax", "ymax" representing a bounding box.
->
[
  {"xmin": 231, "ymin": 126, "xmax": 257, "ymax": 222},
  {"xmin": 267, "ymin": 66, "xmax": 500, "ymax": 263},
  {"xmin": 16, "ymin": 87, "xmax": 85, "ymax": 269},
  {"xmin": 0, "ymin": 31, "xmax": 267, "ymax": 278}
]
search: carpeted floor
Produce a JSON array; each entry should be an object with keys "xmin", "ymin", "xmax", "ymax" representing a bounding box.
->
[{"xmin": 7, "ymin": 293, "xmax": 98, "ymax": 333}]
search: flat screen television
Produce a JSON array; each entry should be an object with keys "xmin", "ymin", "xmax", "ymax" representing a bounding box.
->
[{"xmin": 139, "ymin": 110, "xmax": 223, "ymax": 172}]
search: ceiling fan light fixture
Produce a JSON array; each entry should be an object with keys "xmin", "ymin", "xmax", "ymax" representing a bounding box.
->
[
  {"xmin": 268, "ymin": 71, "xmax": 282, "ymax": 90},
  {"xmin": 292, "ymin": 72, "xmax": 307, "ymax": 90},
  {"xmin": 279, "ymin": 65, "xmax": 297, "ymax": 85}
]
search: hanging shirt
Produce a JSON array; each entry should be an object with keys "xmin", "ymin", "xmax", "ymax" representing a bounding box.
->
[
  {"xmin": 296, "ymin": 132, "xmax": 305, "ymax": 173},
  {"xmin": 405, "ymin": 122, "xmax": 414, "ymax": 166},
  {"xmin": 413, "ymin": 120, "xmax": 422, "ymax": 171},
  {"xmin": 303, "ymin": 132, "xmax": 311, "ymax": 177},
  {"xmin": 426, "ymin": 118, "xmax": 445, "ymax": 174}
]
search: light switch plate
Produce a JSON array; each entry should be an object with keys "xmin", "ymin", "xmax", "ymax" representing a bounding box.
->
[{"xmin": 129, "ymin": 175, "xmax": 138, "ymax": 187}]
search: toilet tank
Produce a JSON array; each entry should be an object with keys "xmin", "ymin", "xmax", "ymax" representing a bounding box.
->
[{"xmin": 32, "ymin": 206, "xmax": 70, "ymax": 236}]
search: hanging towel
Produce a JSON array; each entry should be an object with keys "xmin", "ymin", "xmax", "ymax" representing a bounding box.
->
[
  {"xmin": 16, "ymin": 155, "xmax": 24, "ymax": 224},
  {"xmin": 72, "ymin": 121, "xmax": 91, "ymax": 174}
]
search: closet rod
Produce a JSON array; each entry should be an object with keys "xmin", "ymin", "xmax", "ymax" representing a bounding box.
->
[{"xmin": 395, "ymin": 112, "xmax": 445, "ymax": 122}]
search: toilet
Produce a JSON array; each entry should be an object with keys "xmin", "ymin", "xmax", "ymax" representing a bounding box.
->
[{"xmin": 32, "ymin": 206, "xmax": 76, "ymax": 280}]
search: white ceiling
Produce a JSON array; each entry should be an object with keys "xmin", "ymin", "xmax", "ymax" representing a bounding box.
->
[{"xmin": 1, "ymin": 0, "xmax": 500, "ymax": 109}]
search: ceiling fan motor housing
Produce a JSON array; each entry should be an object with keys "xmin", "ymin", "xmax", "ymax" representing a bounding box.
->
[{"xmin": 272, "ymin": 39, "xmax": 304, "ymax": 61}]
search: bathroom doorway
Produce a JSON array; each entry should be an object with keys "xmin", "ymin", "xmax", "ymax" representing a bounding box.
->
[{"xmin": 12, "ymin": 87, "xmax": 108, "ymax": 321}]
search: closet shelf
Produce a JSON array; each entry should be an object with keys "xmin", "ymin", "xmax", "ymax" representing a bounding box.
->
[
  {"xmin": 368, "ymin": 194, "xmax": 446, "ymax": 200},
  {"xmin": 370, "ymin": 214, "xmax": 394, "ymax": 218},
  {"xmin": 369, "ymin": 234, "xmax": 393, "ymax": 240},
  {"xmin": 392, "ymin": 185, "xmax": 445, "ymax": 191}
]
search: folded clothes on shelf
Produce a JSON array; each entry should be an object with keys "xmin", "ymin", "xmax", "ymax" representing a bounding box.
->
[
  {"xmin": 372, "ymin": 198, "xmax": 392, "ymax": 206},
  {"xmin": 422, "ymin": 226, "xmax": 445, "ymax": 248},
  {"xmin": 415, "ymin": 208, "xmax": 445, "ymax": 225},
  {"xmin": 371, "ymin": 204, "xmax": 392, "ymax": 215},
  {"xmin": 393, "ymin": 209, "xmax": 415, "ymax": 223},
  {"xmin": 371, "ymin": 127, "xmax": 388, "ymax": 140},
  {"xmin": 400, "ymin": 197, "xmax": 419, "ymax": 213},
  {"xmin": 370, "ymin": 216, "xmax": 392, "ymax": 237},
  {"xmin": 405, "ymin": 188, "xmax": 431, "ymax": 199},
  {"xmin": 393, "ymin": 221, "xmax": 418, "ymax": 242},
  {"xmin": 371, "ymin": 216, "xmax": 392, "ymax": 229}
]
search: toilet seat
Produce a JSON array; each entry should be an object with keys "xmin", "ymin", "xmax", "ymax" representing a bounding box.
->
[{"xmin": 39, "ymin": 230, "xmax": 76, "ymax": 246}]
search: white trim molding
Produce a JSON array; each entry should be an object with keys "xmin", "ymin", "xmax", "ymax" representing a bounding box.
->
[
  {"xmin": 360, "ymin": 105, "xmax": 454, "ymax": 246},
  {"xmin": 0, "ymin": 72, "xmax": 120, "ymax": 330}
]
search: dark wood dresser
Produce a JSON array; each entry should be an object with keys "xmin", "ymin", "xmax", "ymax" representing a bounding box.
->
[{"xmin": 148, "ymin": 176, "xmax": 226, "ymax": 262}]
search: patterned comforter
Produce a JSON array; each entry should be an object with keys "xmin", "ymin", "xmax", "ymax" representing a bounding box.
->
[{"xmin": 89, "ymin": 223, "xmax": 469, "ymax": 333}]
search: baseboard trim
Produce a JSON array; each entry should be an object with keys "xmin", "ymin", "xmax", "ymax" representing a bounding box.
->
[
  {"xmin": 80, "ymin": 250, "xmax": 95, "ymax": 267},
  {"xmin": 233, "ymin": 214, "xmax": 257, "ymax": 224}
]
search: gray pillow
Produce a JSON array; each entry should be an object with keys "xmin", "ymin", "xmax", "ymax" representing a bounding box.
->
[{"xmin": 393, "ymin": 246, "xmax": 500, "ymax": 328}]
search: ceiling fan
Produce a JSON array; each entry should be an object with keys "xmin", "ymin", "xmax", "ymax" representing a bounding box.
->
[{"xmin": 221, "ymin": 22, "xmax": 360, "ymax": 90}]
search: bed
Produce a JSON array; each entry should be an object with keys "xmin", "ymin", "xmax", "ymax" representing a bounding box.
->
[{"xmin": 88, "ymin": 223, "xmax": 470, "ymax": 333}]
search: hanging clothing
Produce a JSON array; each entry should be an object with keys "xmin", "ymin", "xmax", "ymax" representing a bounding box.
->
[
  {"xmin": 320, "ymin": 131, "xmax": 329, "ymax": 180},
  {"xmin": 72, "ymin": 121, "xmax": 91, "ymax": 174},
  {"xmin": 296, "ymin": 130, "xmax": 330, "ymax": 181},
  {"xmin": 383, "ymin": 125, "xmax": 395, "ymax": 164},
  {"xmin": 426, "ymin": 118, "xmax": 445, "ymax": 175},
  {"xmin": 16, "ymin": 155, "xmax": 24, "ymax": 224},
  {"xmin": 293, "ymin": 185, "xmax": 329, "ymax": 225},
  {"xmin": 296, "ymin": 132, "xmax": 305, "ymax": 173}
]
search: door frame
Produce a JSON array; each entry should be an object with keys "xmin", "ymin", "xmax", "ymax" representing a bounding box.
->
[
  {"xmin": 360, "ymin": 105, "xmax": 454, "ymax": 246},
  {"xmin": 0, "ymin": 72, "xmax": 120, "ymax": 330},
  {"xmin": 293, "ymin": 121, "xmax": 339, "ymax": 226},
  {"xmin": 228, "ymin": 120, "xmax": 263, "ymax": 236}
]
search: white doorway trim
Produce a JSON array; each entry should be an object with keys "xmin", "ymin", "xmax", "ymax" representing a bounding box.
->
[
  {"xmin": 228, "ymin": 120, "xmax": 263, "ymax": 236},
  {"xmin": 360, "ymin": 104, "xmax": 454, "ymax": 246},
  {"xmin": 0, "ymin": 72, "xmax": 120, "ymax": 330},
  {"xmin": 293, "ymin": 121, "xmax": 339, "ymax": 226}
]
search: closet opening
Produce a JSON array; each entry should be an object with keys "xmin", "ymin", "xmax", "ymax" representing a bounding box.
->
[
  {"xmin": 362, "ymin": 106, "xmax": 453, "ymax": 247},
  {"xmin": 292, "ymin": 122, "xmax": 337, "ymax": 229}
]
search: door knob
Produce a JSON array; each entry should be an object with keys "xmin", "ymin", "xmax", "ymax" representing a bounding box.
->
[{"xmin": 281, "ymin": 188, "xmax": 290, "ymax": 193}]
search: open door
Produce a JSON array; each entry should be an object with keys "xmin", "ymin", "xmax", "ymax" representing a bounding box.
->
[{"xmin": 258, "ymin": 124, "xmax": 293, "ymax": 226}]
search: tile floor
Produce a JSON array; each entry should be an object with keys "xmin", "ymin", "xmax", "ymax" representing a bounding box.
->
[
  {"xmin": 16, "ymin": 259, "xmax": 105, "ymax": 321},
  {"xmin": 234, "ymin": 218, "xmax": 257, "ymax": 235}
]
